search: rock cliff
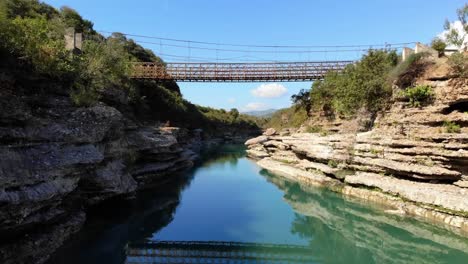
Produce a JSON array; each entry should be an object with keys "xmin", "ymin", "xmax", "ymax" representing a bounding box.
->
[
  {"xmin": 246, "ymin": 58, "xmax": 468, "ymax": 232},
  {"xmin": 0, "ymin": 69, "xmax": 244, "ymax": 263}
]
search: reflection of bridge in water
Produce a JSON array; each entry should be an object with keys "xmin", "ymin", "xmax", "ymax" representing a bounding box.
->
[{"xmin": 125, "ymin": 241, "xmax": 316, "ymax": 263}]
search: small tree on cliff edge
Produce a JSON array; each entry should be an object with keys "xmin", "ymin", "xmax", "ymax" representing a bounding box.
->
[
  {"xmin": 291, "ymin": 89, "xmax": 312, "ymax": 116},
  {"xmin": 230, "ymin": 108, "xmax": 239, "ymax": 120},
  {"xmin": 443, "ymin": 4, "xmax": 468, "ymax": 51},
  {"xmin": 431, "ymin": 38, "xmax": 447, "ymax": 57}
]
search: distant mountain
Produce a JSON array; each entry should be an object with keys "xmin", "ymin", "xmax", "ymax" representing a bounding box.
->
[{"xmin": 243, "ymin": 109, "xmax": 277, "ymax": 118}]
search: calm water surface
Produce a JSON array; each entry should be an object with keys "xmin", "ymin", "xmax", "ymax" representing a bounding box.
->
[{"xmin": 49, "ymin": 145, "xmax": 468, "ymax": 264}]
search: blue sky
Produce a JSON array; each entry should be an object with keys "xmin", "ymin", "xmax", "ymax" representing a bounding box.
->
[{"xmin": 46, "ymin": 0, "xmax": 466, "ymax": 111}]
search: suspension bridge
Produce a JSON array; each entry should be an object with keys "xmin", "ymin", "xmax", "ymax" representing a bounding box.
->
[
  {"xmin": 100, "ymin": 31, "xmax": 415, "ymax": 82},
  {"xmin": 125, "ymin": 240, "xmax": 316, "ymax": 263},
  {"xmin": 130, "ymin": 61, "xmax": 354, "ymax": 82}
]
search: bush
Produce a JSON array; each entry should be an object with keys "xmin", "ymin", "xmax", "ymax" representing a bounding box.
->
[
  {"xmin": 390, "ymin": 52, "xmax": 429, "ymax": 88},
  {"xmin": 306, "ymin": 125, "xmax": 322, "ymax": 133},
  {"xmin": 306, "ymin": 50, "xmax": 397, "ymax": 117},
  {"xmin": 70, "ymin": 84, "xmax": 100, "ymax": 107},
  {"xmin": 431, "ymin": 38, "xmax": 446, "ymax": 57},
  {"xmin": 3, "ymin": 15, "xmax": 73, "ymax": 76},
  {"xmin": 443, "ymin": 121, "xmax": 461, "ymax": 133},
  {"xmin": 448, "ymin": 52, "xmax": 468, "ymax": 78},
  {"xmin": 402, "ymin": 85, "xmax": 434, "ymax": 107},
  {"xmin": 327, "ymin": 160, "xmax": 338, "ymax": 168},
  {"xmin": 266, "ymin": 107, "xmax": 308, "ymax": 129}
]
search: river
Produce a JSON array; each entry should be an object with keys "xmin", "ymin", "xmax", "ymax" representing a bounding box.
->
[{"xmin": 48, "ymin": 144, "xmax": 468, "ymax": 264}]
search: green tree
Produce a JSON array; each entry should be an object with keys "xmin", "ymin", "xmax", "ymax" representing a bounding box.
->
[
  {"xmin": 443, "ymin": 4, "xmax": 467, "ymax": 50},
  {"xmin": 431, "ymin": 38, "xmax": 446, "ymax": 57},
  {"xmin": 291, "ymin": 89, "xmax": 312, "ymax": 115},
  {"xmin": 60, "ymin": 6, "xmax": 94, "ymax": 34},
  {"xmin": 230, "ymin": 108, "xmax": 239, "ymax": 120}
]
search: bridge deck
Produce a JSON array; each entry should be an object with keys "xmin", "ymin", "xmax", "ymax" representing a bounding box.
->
[
  {"xmin": 131, "ymin": 61, "xmax": 353, "ymax": 82},
  {"xmin": 125, "ymin": 240, "xmax": 316, "ymax": 263}
]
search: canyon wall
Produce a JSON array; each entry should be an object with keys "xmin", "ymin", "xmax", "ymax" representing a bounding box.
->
[{"xmin": 246, "ymin": 58, "xmax": 468, "ymax": 233}]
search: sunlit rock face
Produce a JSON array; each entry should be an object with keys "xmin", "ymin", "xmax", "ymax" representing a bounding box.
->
[{"xmin": 246, "ymin": 66, "xmax": 468, "ymax": 231}]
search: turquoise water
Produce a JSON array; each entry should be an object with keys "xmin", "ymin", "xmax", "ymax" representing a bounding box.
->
[{"xmin": 49, "ymin": 145, "xmax": 468, "ymax": 264}]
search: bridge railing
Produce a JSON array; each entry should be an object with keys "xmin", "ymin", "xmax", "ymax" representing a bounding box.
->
[{"xmin": 130, "ymin": 61, "xmax": 353, "ymax": 82}]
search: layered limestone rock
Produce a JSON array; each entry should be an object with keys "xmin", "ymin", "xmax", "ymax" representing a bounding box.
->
[
  {"xmin": 246, "ymin": 61, "xmax": 468, "ymax": 232},
  {"xmin": 0, "ymin": 86, "xmax": 200, "ymax": 263}
]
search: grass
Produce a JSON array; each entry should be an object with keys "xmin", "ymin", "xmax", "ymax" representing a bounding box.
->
[
  {"xmin": 327, "ymin": 160, "xmax": 338, "ymax": 168},
  {"xmin": 443, "ymin": 121, "xmax": 461, "ymax": 133}
]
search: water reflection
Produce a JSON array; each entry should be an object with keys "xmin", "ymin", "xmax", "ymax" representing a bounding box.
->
[
  {"xmin": 261, "ymin": 170, "xmax": 468, "ymax": 264},
  {"xmin": 43, "ymin": 144, "xmax": 468, "ymax": 264},
  {"xmin": 47, "ymin": 145, "xmax": 248, "ymax": 264},
  {"xmin": 125, "ymin": 241, "xmax": 317, "ymax": 263}
]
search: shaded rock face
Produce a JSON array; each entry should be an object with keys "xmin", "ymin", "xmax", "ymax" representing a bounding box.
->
[
  {"xmin": 246, "ymin": 73, "xmax": 468, "ymax": 232},
  {"xmin": 0, "ymin": 76, "xmax": 201, "ymax": 263}
]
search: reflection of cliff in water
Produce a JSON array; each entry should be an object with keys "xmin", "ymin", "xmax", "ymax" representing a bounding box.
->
[
  {"xmin": 46, "ymin": 172, "xmax": 192, "ymax": 264},
  {"xmin": 197, "ymin": 144, "xmax": 246, "ymax": 168},
  {"xmin": 261, "ymin": 170, "xmax": 468, "ymax": 264},
  {"xmin": 45, "ymin": 144, "xmax": 248, "ymax": 264}
]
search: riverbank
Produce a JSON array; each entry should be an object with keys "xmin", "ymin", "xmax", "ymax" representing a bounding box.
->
[
  {"xmin": 246, "ymin": 128, "xmax": 468, "ymax": 233},
  {"xmin": 246, "ymin": 60, "xmax": 468, "ymax": 233}
]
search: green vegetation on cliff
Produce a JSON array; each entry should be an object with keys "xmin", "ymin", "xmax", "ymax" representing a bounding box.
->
[
  {"xmin": 0, "ymin": 0, "xmax": 262, "ymax": 133},
  {"xmin": 309, "ymin": 50, "xmax": 398, "ymax": 117},
  {"xmin": 266, "ymin": 50, "xmax": 399, "ymax": 129}
]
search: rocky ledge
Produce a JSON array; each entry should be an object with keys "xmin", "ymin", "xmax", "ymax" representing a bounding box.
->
[
  {"xmin": 246, "ymin": 73, "xmax": 468, "ymax": 233},
  {"xmin": 0, "ymin": 67, "xmax": 260, "ymax": 263},
  {"xmin": 0, "ymin": 97, "xmax": 201, "ymax": 263}
]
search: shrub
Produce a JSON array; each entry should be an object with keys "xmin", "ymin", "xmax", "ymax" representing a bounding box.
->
[
  {"xmin": 390, "ymin": 52, "xmax": 429, "ymax": 88},
  {"xmin": 266, "ymin": 106, "xmax": 309, "ymax": 130},
  {"xmin": 431, "ymin": 38, "xmax": 446, "ymax": 57},
  {"xmin": 5, "ymin": 15, "xmax": 73, "ymax": 76},
  {"xmin": 327, "ymin": 160, "xmax": 338, "ymax": 168},
  {"xmin": 306, "ymin": 50, "xmax": 397, "ymax": 117},
  {"xmin": 443, "ymin": 121, "xmax": 461, "ymax": 133},
  {"xmin": 448, "ymin": 52, "xmax": 468, "ymax": 78},
  {"xmin": 306, "ymin": 125, "xmax": 322, "ymax": 133},
  {"xmin": 402, "ymin": 85, "xmax": 434, "ymax": 107},
  {"xmin": 70, "ymin": 84, "xmax": 99, "ymax": 107}
]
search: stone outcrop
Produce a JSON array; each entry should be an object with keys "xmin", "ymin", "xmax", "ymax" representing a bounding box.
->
[
  {"xmin": 246, "ymin": 60, "xmax": 468, "ymax": 232},
  {"xmin": 0, "ymin": 77, "xmax": 204, "ymax": 263}
]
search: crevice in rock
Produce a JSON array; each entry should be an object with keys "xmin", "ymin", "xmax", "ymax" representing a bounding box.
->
[{"xmin": 441, "ymin": 100, "xmax": 468, "ymax": 115}]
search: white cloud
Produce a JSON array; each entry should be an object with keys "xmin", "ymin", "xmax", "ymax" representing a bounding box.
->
[
  {"xmin": 227, "ymin": 97, "xmax": 236, "ymax": 104},
  {"xmin": 243, "ymin": 102, "xmax": 268, "ymax": 111},
  {"xmin": 437, "ymin": 20, "xmax": 467, "ymax": 50},
  {"xmin": 251, "ymin": 83, "xmax": 288, "ymax": 98}
]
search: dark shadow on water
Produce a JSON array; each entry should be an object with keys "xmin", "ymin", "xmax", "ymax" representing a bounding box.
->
[{"xmin": 46, "ymin": 144, "xmax": 247, "ymax": 264}]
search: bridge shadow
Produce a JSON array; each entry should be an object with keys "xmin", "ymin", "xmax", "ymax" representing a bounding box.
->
[{"xmin": 125, "ymin": 240, "xmax": 317, "ymax": 264}]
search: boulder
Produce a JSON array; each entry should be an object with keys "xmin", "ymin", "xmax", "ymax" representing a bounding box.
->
[
  {"xmin": 244, "ymin": 135, "xmax": 269, "ymax": 146},
  {"xmin": 263, "ymin": 128, "xmax": 277, "ymax": 136}
]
